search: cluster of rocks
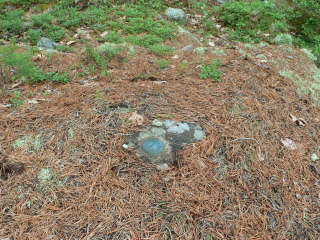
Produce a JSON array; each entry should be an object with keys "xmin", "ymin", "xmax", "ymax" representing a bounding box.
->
[{"xmin": 123, "ymin": 119, "xmax": 206, "ymax": 170}]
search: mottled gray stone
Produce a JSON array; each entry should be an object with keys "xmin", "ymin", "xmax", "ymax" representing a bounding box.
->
[
  {"xmin": 124, "ymin": 120, "xmax": 206, "ymax": 169},
  {"xmin": 37, "ymin": 37, "xmax": 59, "ymax": 50},
  {"xmin": 181, "ymin": 44, "xmax": 194, "ymax": 52},
  {"xmin": 215, "ymin": 0, "xmax": 230, "ymax": 4},
  {"xmin": 165, "ymin": 8, "xmax": 186, "ymax": 22},
  {"xmin": 194, "ymin": 47, "xmax": 209, "ymax": 54},
  {"xmin": 152, "ymin": 119, "xmax": 163, "ymax": 127},
  {"xmin": 311, "ymin": 153, "xmax": 319, "ymax": 162},
  {"xmin": 177, "ymin": 26, "xmax": 201, "ymax": 44},
  {"xmin": 211, "ymin": 48, "xmax": 227, "ymax": 56}
]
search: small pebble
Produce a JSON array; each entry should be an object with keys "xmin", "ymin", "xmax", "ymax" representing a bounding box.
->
[{"xmin": 311, "ymin": 153, "xmax": 319, "ymax": 162}]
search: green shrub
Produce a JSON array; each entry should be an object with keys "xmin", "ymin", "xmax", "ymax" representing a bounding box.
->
[
  {"xmin": 46, "ymin": 25, "xmax": 66, "ymax": 41},
  {"xmin": 103, "ymin": 31, "xmax": 124, "ymax": 44},
  {"xmin": 0, "ymin": 9, "xmax": 25, "ymax": 35},
  {"xmin": 0, "ymin": 43, "xmax": 70, "ymax": 88},
  {"xmin": 199, "ymin": 60, "xmax": 222, "ymax": 82},
  {"xmin": 27, "ymin": 29, "xmax": 42, "ymax": 45},
  {"xmin": 84, "ymin": 43, "xmax": 108, "ymax": 70},
  {"xmin": 10, "ymin": 91, "xmax": 24, "ymax": 108},
  {"xmin": 0, "ymin": 43, "xmax": 35, "ymax": 86},
  {"xmin": 31, "ymin": 13, "xmax": 54, "ymax": 28},
  {"xmin": 148, "ymin": 44, "xmax": 173, "ymax": 56},
  {"xmin": 213, "ymin": 0, "xmax": 288, "ymax": 42},
  {"xmin": 156, "ymin": 59, "xmax": 169, "ymax": 70}
]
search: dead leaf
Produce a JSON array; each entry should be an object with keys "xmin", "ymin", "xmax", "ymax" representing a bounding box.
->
[
  {"xmin": 281, "ymin": 138, "xmax": 297, "ymax": 150},
  {"xmin": 0, "ymin": 104, "xmax": 10, "ymax": 108},
  {"xmin": 128, "ymin": 112, "xmax": 144, "ymax": 125},
  {"xmin": 10, "ymin": 82, "xmax": 22, "ymax": 89},
  {"xmin": 66, "ymin": 40, "xmax": 76, "ymax": 46},
  {"xmin": 208, "ymin": 41, "xmax": 215, "ymax": 47},
  {"xmin": 27, "ymin": 99, "xmax": 39, "ymax": 104},
  {"xmin": 289, "ymin": 113, "xmax": 306, "ymax": 126}
]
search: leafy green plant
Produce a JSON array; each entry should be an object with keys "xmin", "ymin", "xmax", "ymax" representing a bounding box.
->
[
  {"xmin": 31, "ymin": 12, "xmax": 54, "ymax": 28},
  {"xmin": 46, "ymin": 25, "xmax": 66, "ymax": 41},
  {"xmin": 10, "ymin": 91, "xmax": 24, "ymax": 108},
  {"xmin": 84, "ymin": 43, "xmax": 108, "ymax": 70},
  {"xmin": 199, "ymin": 60, "xmax": 222, "ymax": 82},
  {"xmin": 27, "ymin": 29, "xmax": 42, "ymax": 45},
  {"xmin": 103, "ymin": 31, "xmax": 124, "ymax": 43},
  {"xmin": 0, "ymin": 43, "xmax": 35, "ymax": 87},
  {"xmin": 56, "ymin": 45, "xmax": 73, "ymax": 53},
  {"xmin": 156, "ymin": 59, "xmax": 169, "ymax": 70},
  {"xmin": 148, "ymin": 44, "xmax": 174, "ymax": 56},
  {"xmin": 0, "ymin": 9, "xmax": 25, "ymax": 36}
]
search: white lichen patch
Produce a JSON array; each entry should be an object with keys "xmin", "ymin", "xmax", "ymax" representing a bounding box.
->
[
  {"xmin": 38, "ymin": 168, "xmax": 52, "ymax": 183},
  {"xmin": 167, "ymin": 122, "xmax": 190, "ymax": 134},
  {"xmin": 11, "ymin": 133, "xmax": 42, "ymax": 152}
]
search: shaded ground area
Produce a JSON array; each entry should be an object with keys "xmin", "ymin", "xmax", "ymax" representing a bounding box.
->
[{"xmin": 1, "ymin": 18, "xmax": 320, "ymax": 240}]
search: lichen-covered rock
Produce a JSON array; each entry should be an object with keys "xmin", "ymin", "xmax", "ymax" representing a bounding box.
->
[
  {"xmin": 165, "ymin": 8, "xmax": 186, "ymax": 22},
  {"xmin": 37, "ymin": 37, "xmax": 59, "ymax": 50},
  {"xmin": 124, "ymin": 120, "xmax": 206, "ymax": 169},
  {"xmin": 215, "ymin": 0, "xmax": 230, "ymax": 4}
]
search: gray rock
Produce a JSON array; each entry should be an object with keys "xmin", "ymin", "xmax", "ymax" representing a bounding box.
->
[
  {"xmin": 194, "ymin": 47, "xmax": 209, "ymax": 54},
  {"xmin": 311, "ymin": 153, "xmax": 319, "ymax": 162},
  {"xmin": 124, "ymin": 120, "xmax": 206, "ymax": 168},
  {"xmin": 211, "ymin": 48, "xmax": 227, "ymax": 56},
  {"xmin": 181, "ymin": 44, "xmax": 194, "ymax": 52},
  {"xmin": 165, "ymin": 8, "xmax": 186, "ymax": 22},
  {"xmin": 256, "ymin": 53, "xmax": 267, "ymax": 60},
  {"xmin": 37, "ymin": 37, "xmax": 59, "ymax": 50},
  {"xmin": 215, "ymin": 0, "xmax": 230, "ymax": 4},
  {"xmin": 178, "ymin": 26, "xmax": 201, "ymax": 44}
]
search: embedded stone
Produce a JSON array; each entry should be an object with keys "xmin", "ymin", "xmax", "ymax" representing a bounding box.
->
[
  {"xmin": 165, "ymin": 8, "xmax": 186, "ymax": 22},
  {"xmin": 37, "ymin": 37, "xmax": 59, "ymax": 50},
  {"xmin": 124, "ymin": 120, "xmax": 206, "ymax": 169},
  {"xmin": 141, "ymin": 137, "xmax": 165, "ymax": 155}
]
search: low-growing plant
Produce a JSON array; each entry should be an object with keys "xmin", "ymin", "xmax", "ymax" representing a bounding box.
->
[
  {"xmin": 148, "ymin": 44, "xmax": 174, "ymax": 56},
  {"xmin": 31, "ymin": 12, "xmax": 54, "ymax": 28},
  {"xmin": 199, "ymin": 60, "xmax": 222, "ymax": 82},
  {"xmin": 0, "ymin": 9, "xmax": 25, "ymax": 36},
  {"xmin": 46, "ymin": 25, "xmax": 66, "ymax": 41},
  {"xmin": 156, "ymin": 59, "xmax": 169, "ymax": 70},
  {"xmin": 10, "ymin": 91, "xmax": 24, "ymax": 108},
  {"xmin": 0, "ymin": 43, "xmax": 35, "ymax": 88},
  {"xmin": 103, "ymin": 31, "xmax": 124, "ymax": 43},
  {"xmin": 56, "ymin": 45, "xmax": 73, "ymax": 53},
  {"xmin": 84, "ymin": 43, "xmax": 108, "ymax": 70},
  {"xmin": 27, "ymin": 29, "xmax": 42, "ymax": 45}
]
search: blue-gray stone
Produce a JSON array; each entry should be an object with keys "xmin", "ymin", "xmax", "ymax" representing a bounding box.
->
[
  {"xmin": 165, "ymin": 8, "xmax": 186, "ymax": 22},
  {"xmin": 215, "ymin": 0, "xmax": 230, "ymax": 4},
  {"xmin": 37, "ymin": 37, "xmax": 59, "ymax": 50},
  {"xmin": 141, "ymin": 138, "xmax": 165, "ymax": 155}
]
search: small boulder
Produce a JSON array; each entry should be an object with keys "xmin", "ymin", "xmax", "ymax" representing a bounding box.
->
[
  {"xmin": 215, "ymin": 0, "xmax": 230, "ymax": 4},
  {"xmin": 165, "ymin": 8, "xmax": 186, "ymax": 22},
  {"xmin": 37, "ymin": 37, "xmax": 59, "ymax": 50},
  {"xmin": 124, "ymin": 120, "xmax": 206, "ymax": 169}
]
